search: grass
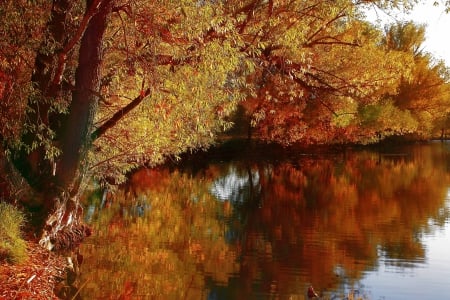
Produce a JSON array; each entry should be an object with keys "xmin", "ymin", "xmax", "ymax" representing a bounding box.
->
[{"xmin": 0, "ymin": 201, "xmax": 28, "ymax": 263}]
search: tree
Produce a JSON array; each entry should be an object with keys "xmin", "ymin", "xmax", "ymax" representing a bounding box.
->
[
  {"xmin": 383, "ymin": 22, "xmax": 450, "ymax": 138},
  {"xmin": 231, "ymin": 0, "xmax": 416, "ymax": 145},
  {"xmin": 0, "ymin": 0, "xmax": 245, "ymax": 249},
  {"xmin": 234, "ymin": 1, "xmax": 450, "ymax": 145}
]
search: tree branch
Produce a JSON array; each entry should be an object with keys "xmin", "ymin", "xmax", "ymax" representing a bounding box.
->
[
  {"xmin": 91, "ymin": 88, "xmax": 151, "ymax": 140},
  {"xmin": 51, "ymin": 0, "xmax": 104, "ymax": 89},
  {"xmin": 305, "ymin": 37, "xmax": 361, "ymax": 48},
  {"xmin": 305, "ymin": 7, "xmax": 349, "ymax": 46}
]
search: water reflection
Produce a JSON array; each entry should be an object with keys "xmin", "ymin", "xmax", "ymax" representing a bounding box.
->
[
  {"xmin": 79, "ymin": 143, "xmax": 450, "ymax": 299},
  {"xmin": 210, "ymin": 166, "xmax": 261, "ymax": 204}
]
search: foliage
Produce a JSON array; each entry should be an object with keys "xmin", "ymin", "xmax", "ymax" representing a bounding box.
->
[
  {"xmin": 233, "ymin": 0, "xmax": 418, "ymax": 145},
  {"xmin": 383, "ymin": 22, "xmax": 450, "ymax": 138},
  {"xmin": 0, "ymin": 201, "xmax": 27, "ymax": 264},
  {"xmin": 90, "ymin": 11, "xmax": 247, "ymax": 181},
  {"xmin": 0, "ymin": 0, "xmax": 50, "ymax": 143},
  {"xmin": 234, "ymin": 2, "xmax": 450, "ymax": 146}
]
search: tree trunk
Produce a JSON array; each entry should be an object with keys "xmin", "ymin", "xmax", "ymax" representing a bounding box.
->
[
  {"xmin": 55, "ymin": 0, "xmax": 112, "ymax": 191},
  {"xmin": 38, "ymin": 0, "xmax": 113, "ymax": 250}
]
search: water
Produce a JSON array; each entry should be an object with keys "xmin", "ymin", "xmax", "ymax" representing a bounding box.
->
[{"xmin": 78, "ymin": 141, "xmax": 450, "ymax": 299}]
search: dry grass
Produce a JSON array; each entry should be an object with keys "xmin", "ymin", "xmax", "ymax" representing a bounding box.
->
[{"xmin": 0, "ymin": 202, "xmax": 27, "ymax": 263}]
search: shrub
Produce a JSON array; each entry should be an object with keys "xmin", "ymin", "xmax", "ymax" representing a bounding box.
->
[{"xmin": 0, "ymin": 201, "xmax": 27, "ymax": 263}]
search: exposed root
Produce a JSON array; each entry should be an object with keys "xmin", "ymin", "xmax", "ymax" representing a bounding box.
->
[
  {"xmin": 49, "ymin": 224, "xmax": 92, "ymax": 251},
  {"xmin": 39, "ymin": 195, "xmax": 91, "ymax": 251}
]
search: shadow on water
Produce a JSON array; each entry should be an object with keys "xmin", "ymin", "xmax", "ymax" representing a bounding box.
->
[{"xmin": 75, "ymin": 140, "xmax": 450, "ymax": 299}]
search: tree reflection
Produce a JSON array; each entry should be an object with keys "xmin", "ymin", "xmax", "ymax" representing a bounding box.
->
[
  {"xmin": 79, "ymin": 169, "xmax": 239, "ymax": 299},
  {"xmin": 79, "ymin": 144, "xmax": 450, "ymax": 299},
  {"xmin": 215, "ymin": 144, "xmax": 450, "ymax": 298}
]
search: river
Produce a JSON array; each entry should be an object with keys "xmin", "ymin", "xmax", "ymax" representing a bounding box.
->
[{"xmin": 77, "ymin": 141, "xmax": 450, "ymax": 299}]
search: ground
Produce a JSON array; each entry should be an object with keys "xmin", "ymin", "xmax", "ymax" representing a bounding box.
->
[{"xmin": 0, "ymin": 239, "xmax": 69, "ymax": 300}]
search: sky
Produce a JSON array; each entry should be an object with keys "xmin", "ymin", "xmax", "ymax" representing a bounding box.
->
[{"xmin": 365, "ymin": 2, "xmax": 450, "ymax": 66}]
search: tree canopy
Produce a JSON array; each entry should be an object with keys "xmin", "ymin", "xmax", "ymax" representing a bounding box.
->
[{"xmin": 236, "ymin": 1, "xmax": 450, "ymax": 145}]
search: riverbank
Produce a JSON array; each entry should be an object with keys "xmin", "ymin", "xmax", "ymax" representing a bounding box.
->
[{"xmin": 0, "ymin": 238, "xmax": 68, "ymax": 299}]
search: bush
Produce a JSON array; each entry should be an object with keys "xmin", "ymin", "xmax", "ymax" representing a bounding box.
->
[{"xmin": 0, "ymin": 201, "xmax": 27, "ymax": 263}]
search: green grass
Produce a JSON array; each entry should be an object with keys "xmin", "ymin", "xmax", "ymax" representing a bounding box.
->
[{"xmin": 0, "ymin": 201, "xmax": 28, "ymax": 264}]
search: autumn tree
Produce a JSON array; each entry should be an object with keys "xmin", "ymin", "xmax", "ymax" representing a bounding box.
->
[
  {"xmin": 0, "ymin": 0, "xmax": 246, "ymax": 249},
  {"xmin": 221, "ymin": 0, "xmax": 415, "ymax": 145},
  {"xmin": 383, "ymin": 22, "xmax": 450, "ymax": 139},
  {"xmin": 345, "ymin": 21, "xmax": 450, "ymax": 143}
]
